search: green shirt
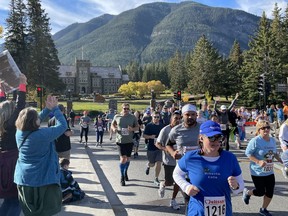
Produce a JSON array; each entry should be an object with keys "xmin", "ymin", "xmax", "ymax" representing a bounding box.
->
[{"xmin": 113, "ymin": 113, "xmax": 138, "ymax": 144}]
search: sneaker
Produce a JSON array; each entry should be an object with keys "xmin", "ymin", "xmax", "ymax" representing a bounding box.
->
[
  {"xmin": 79, "ymin": 139, "xmax": 82, "ymax": 143},
  {"xmin": 259, "ymin": 208, "xmax": 272, "ymax": 216},
  {"xmin": 100, "ymin": 142, "xmax": 102, "ymax": 147},
  {"xmin": 170, "ymin": 199, "xmax": 180, "ymax": 210},
  {"xmin": 95, "ymin": 142, "xmax": 99, "ymax": 147},
  {"xmin": 158, "ymin": 182, "xmax": 165, "ymax": 198},
  {"xmin": 85, "ymin": 142, "xmax": 88, "ymax": 148},
  {"xmin": 120, "ymin": 176, "xmax": 125, "ymax": 186},
  {"xmin": 109, "ymin": 136, "xmax": 112, "ymax": 140},
  {"xmin": 281, "ymin": 167, "xmax": 288, "ymax": 179},
  {"xmin": 242, "ymin": 188, "xmax": 251, "ymax": 205},
  {"xmin": 145, "ymin": 167, "xmax": 150, "ymax": 175},
  {"xmin": 154, "ymin": 178, "xmax": 160, "ymax": 186}
]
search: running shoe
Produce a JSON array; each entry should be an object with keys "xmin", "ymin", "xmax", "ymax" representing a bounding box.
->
[
  {"xmin": 170, "ymin": 199, "xmax": 180, "ymax": 210},
  {"xmin": 259, "ymin": 208, "xmax": 272, "ymax": 216},
  {"xmin": 125, "ymin": 172, "xmax": 129, "ymax": 181},
  {"xmin": 158, "ymin": 182, "xmax": 165, "ymax": 198},
  {"xmin": 154, "ymin": 178, "xmax": 160, "ymax": 186},
  {"xmin": 242, "ymin": 188, "xmax": 251, "ymax": 205},
  {"xmin": 281, "ymin": 167, "xmax": 288, "ymax": 179},
  {"xmin": 145, "ymin": 167, "xmax": 150, "ymax": 175},
  {"xmin": 85, "ymin": 142, "xmax": 88, "ymax": 148},
  {"xmin": 120, "ymin": 176, "xmax": 125, "ymax": 186}
]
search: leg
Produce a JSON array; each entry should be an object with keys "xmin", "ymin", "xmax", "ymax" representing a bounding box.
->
[
  {"xmin": 80, "ymin": 127, "xmax": 84, "ymax": 142},
  {"xmin": 155, "ymin": 161, "xmax": 162, "ymax": 179},
  {"xmin": 84, "ymin": 128, "xmax": 89, "ymax": 143},
  {"xmin": 0, "ymin": 198, "xmax": 21, "ymax": 216}
]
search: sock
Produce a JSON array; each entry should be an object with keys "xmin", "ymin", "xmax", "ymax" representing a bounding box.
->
[
  {"xmin": 124, "ymin": 161, "xmax": 130, "ymax": 174},
  {"xmin": 119, "ymin": 163, "xmax": 126, "ymax": 177}
]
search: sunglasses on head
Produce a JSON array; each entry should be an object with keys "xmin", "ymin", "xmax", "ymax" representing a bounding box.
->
[
  {"xmin": 260, "ymin": 126, "xmax": 270, "ymax": 130},
  {"xmin": 206, "ymin": 135, "xmax": 223, "ymax": 142}
]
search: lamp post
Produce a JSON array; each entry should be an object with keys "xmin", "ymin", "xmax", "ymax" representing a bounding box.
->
[{"xmin": 67, "ymin": 89, "xmax": 72, "ymax": 113}]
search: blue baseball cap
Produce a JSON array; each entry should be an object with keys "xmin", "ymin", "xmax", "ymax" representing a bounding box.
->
[{"xmin": 200, "ymin": 120, "xmax": 222, "ymax": 137}]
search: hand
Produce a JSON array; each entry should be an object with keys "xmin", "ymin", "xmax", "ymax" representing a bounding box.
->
[
  {"xmin": 64, "ymin": 130, "xmax": 73, "ymax": 136},
  {"xmin": 257, "ymin": 160, "xmax": 266, "ymax": 167},
  {"xmin": 186, "ymin": 185, "xmax": 200, "ymax": 196},
  {"xmin": 19, "ymin": 73, "xmax": 27, "ymax": 85},
  {"xmin": 227, "ymin": 176, "xmax": 238, "ymax": 189},
  {"xmin": 215, "ymin": 96, "xmax": 220, "ymax": 102},
  {"xmin": 45, "ymin": 95, "xmax": 58, "ymax": 110},
  {"xmin": 235, "ymin": 93, "xmax": 239, "ymax": 99},
  {"xmin": 128, "ymin": 125, "xmax": 133, "ymax": 132},
  {"xmin": 172, "ymin": 150, "xmax": 182, "ymax": 160}
]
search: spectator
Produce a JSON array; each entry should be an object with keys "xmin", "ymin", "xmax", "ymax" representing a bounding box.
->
[
  {"xmin": 48, "ymin": 104, "xmax": 73, "ymax": 160},
  {"xmin": 133, "ymin": 111, "xmax": 143, "ymax": 158},
  {"xmin": 14, "ymin": 95, "xmax": 67, "ymax": 216},
  {"xmin": 278, "ymin": 119, "xmax": 288, "ymax": 178},
  {"xmin": 105, "ymin": 109, "xmax": 115, "ymax": 140},
  {"xmin": 276, "ymin": 104, "xmax": 284, "ymax": 128},
  {"xmin": 0, "ymin": 74, "xmax": 27, "ymax": 216},
  {"xmin": 60, "ymin": 159, "xmax": 85, "ymax": 204},
  {"xmin": 69, "ymin": 109, "xmax": 76, "ymax": 127},
  {"xmin": 282, "ymin": 101, "xmax": 288, "ymax": 120}
]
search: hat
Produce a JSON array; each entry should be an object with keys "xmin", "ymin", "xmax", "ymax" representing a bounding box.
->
[
  {"xmin": 173, "ymin": 110, "xmax": 181, "ymax": 115},
  {"xmin": 146, "ymin": 111, "xmax": 151, "ymax": 115},
  {"xmin": 200, "ymin": 120, "xmax": 222, "ymax": 137},
  {"xmin": 220, "ymin": 105, "xmax": 227, "ymax": 110},
  {"xmin": 181, "ymin": 104, "xmax": 197, "ymax": 114}
]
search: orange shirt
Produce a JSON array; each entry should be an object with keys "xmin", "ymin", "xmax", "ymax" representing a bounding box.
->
[{"xmin": 283, "ymin": 105, "xmax": 288, "ymax": 115}]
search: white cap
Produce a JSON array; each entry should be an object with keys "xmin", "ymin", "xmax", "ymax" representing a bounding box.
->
[
  {"xmin": 220, "ymin": 105, "xmax": 227, "ymax": 110},
  {"xmin": 182, "ymin": 104, "xmax": 197, "ymax": 114}
]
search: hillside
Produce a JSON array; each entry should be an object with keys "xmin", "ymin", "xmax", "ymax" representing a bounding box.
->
[{"xmin": 53, "ymin": 1, "xmax": 260, "ymax": 66}]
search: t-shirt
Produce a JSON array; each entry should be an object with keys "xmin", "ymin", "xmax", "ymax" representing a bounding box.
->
[
  {"xmin": 80, "ymin": 116, "xmax": 91, "ymax": 128},
  {"xmin": 167, "ymin": 123, "xmax": 200, "ymax": 155},
  {"xmin": 245, "ymin": 136, "xmax": 277, "ymax": 176},
  {"xmin": 113, "ymin": 113, "xmax": 138, "ymax": 144},
  {"xmin": 144, "ymin": 122, "xmax": 164, "ymax": 151},
  {"xmin": 178, "ymin": 150, "xmax": 241, "ymax": 216},
  {"xmin": 156, "ymin": 125, "xmax": 176, "ymax": 166}
]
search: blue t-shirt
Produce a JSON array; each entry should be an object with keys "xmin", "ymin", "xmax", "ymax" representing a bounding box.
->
[
  {"xmin": 245, "ymin": 135, "xmax": 277, "ymax": 176},
  {"xmin": 178, "ymin": 150, "xmax": 241, "ymax": 216},
  {"xmin": 144, "ymin": 122, "xmax": 164, "ymax": 151}
]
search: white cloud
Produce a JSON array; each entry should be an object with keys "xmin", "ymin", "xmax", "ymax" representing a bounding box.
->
[{"xmin": 235, "ymin": 0, "xmax": 288, "ymax": 18}]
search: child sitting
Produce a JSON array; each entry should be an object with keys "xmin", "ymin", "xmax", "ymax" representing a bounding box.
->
[{"xmin": 60, "ymin": 159, "xmax": 85, "ymax": 204}]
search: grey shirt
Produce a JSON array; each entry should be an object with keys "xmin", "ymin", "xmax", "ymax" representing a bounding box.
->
[
  {"xmin": 156, "ymin": 125, "xmax": 176, "ymax": 166},
  {"xmin": 167, "ymin": 122, "xmax": 201, "ymax": 155}
]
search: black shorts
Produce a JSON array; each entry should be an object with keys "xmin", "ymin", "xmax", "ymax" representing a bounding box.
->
[
  {"xmin": 116, "ymin": 143, "xmax": 134, "ymax": 157},
  {"xmin": 163, "ymin": 164, "xmax": 175, "ymax": 185}
]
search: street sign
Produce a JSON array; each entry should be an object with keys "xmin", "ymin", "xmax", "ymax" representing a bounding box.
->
[{"xmin": 276, "ymin": 83, "xmax": 287, "ymax": 92}]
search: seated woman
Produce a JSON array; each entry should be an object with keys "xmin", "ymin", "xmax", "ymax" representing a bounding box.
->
[{"xmin": 60, "ymin": 158, "xmax": 85, "ymax": 204}]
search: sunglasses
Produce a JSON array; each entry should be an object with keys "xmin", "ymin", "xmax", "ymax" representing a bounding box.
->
[
  {"xmin": 206, "ymin": 135, "xmax": 223, "ymax": 142},
  {"xmin": 123, "ymin": 108, "xmax": 130, "ymax": 110},
  {"xmin": 260, "ymin": 126, "xmax": 270, "ymax": 130},
  {"xmin": 153, "ymin": 116, "xmax": 160, "ymax": 118}
]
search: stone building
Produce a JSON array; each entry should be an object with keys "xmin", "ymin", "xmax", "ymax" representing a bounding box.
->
[{"xmin": 58, "ymin": 59, "xmax": 129, "ymax": 95}]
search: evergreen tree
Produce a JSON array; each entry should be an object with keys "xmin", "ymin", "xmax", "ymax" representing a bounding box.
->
[
  {"xmin": 186, "ymin": 35, "xmax": 222, "ymax": 97},
  {"xmin": 25, "ymin": 0, "xmax": 64, "ymax": 91},
  {"xmin": 168, "ymin": 50, "xmax": 186, "ymax": 91},
  {"xmin": 223, "ymin": 40, "xmax": 243, "ymax": 98},
  {"xmin": 5, "ymin": 0, "xmax": 28, "ymax": 74},
  {"xmin": 241, "ymin": 12, "xmax": 272, "ymax": 107}
]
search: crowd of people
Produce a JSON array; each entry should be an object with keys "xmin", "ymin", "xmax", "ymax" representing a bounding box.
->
[{"xmin": 0, "ymin": 81, "xmax": 287, "ymax": 216}]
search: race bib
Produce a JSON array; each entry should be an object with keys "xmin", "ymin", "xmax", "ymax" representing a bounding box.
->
[
  {"xmin": 121, "ymin": 128, "xmax": 129, "ymax": 136},
  {"xmin": 220, "ymin": 124, "xmax": 227, "ymax": 130},
  {"xmin": 263, "ymin": 163, "xmax": 274, "ymax": 172},
  {"xmin": 204, "ymin": 196, "xmax": 226, "ymax": 216},
  {"xmin": 98, "ymin": 127, "xmax": 103, "ymax": 132}
]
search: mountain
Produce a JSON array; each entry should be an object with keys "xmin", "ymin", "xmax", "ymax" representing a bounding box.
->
[{"xmin": 54, "ymin": 1, "xmax": 260, "ymax": 66}]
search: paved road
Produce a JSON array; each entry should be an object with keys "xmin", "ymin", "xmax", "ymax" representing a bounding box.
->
[
  {"xmin": 69, "ymin": 125, "xmax": 288, "ymax": 216},
  {"xmin": 2, "ymin": 125, "xmax": 287, "ymax": 216}
]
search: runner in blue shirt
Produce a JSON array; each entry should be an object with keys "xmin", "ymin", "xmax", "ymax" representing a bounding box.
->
[
  {"xmin": 173, "ymin": 120, "xmax": 244, "ymax": 216},
  {"xmin": 243, "ymin": 120, "xmax": 283, "ymax": 216}
]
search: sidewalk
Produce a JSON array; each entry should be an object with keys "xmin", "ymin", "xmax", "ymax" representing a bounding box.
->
[{"xmin": 57, "ymin": 137, "xmax": 114, "ymax": 216}]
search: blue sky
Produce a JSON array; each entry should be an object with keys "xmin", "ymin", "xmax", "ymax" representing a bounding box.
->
[{"xmin": 0, "ymin": 0, "xmax": 287, "ymax": 36}]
